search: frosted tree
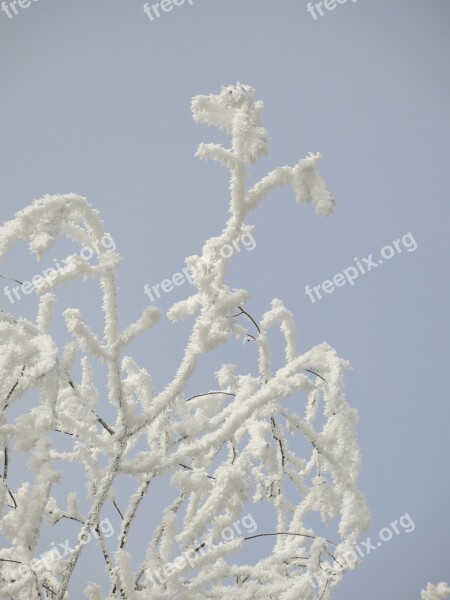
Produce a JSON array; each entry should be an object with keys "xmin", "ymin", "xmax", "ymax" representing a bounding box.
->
[{"xmin": 0, "ymin": 83, "xmax": 372, "ymax": 600}]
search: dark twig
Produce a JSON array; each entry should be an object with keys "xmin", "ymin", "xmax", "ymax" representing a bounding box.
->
[
  {"xmin": 2, "ymin": 366, "xmax": 26, "ymax": 412},
  {"xmin": 3, "ymin": 446, "xmax": 8, "ymax": 480},
  {"xmin": 229, "ymin": 441, "xmax": 237, "ymax": 465},
  {"xmin": 65, "ymin": 373, "xmax": 116, "ymax": 436},
  {"xmin": 55, "ymin": 429, "xmax": 78, "ymax": 437},
  {"xmin": 0, "ymin": 474, "xmax": 17, "ymax": 509},
  {"xmin": 0, "ymin": 274, "xmax": 23, "ymax": 285},
  {"xmin": 243, "ymin": 532, "xmax": 337, "ymax": 547},
  {"xmin": 195, "ymin": 532, "xmax": 334, "ymax": 554},
  {"xmin": 271, "ymin": 417, "xmax": 286, "ymax": 468},
  {"xmin": 97, "ymin": 416, "xmax": 115, "ymax": 436},
  {"xmin": 233, "ymin": 306, "xmax": 260, "ymax": 336},
  {"xmin": 186, "ymin": 391, "xmax": 236, "ymax": 403},
  {"xmin": 324, "ymin": 547, "xmax": 343, "ymax": 568},
  {"xmin": 51, "ymin": 513, "xmax": 84, "ymax": 525},
  {"xmin": 237, "ymin": 306, "xmax": 260, "ymax": 334},
  {"xmin": 113, "ymin": 499, "xmax": 124, "ymax": 521},
  {"xmin": 244, "ymin": 531, "xmax": 316, "ymax": 542},
  {"xmin": 288, "ymin": 555, "xmax": 309, "ymax": 562},
  {"xmin": 42, "ymin": 582, "xmax": 57, "ymax": 597},
  {"xmin": 319, "ymin": 578, "xmax": 329, "ymax": 600},
  {"xmin": 0, "ymin": 558, "xmax": 22, "ymax": 564},
  {"xmin": 62, "ymin": 375, "xmax": 123, "ymax": 524},
  {"xmin": 304, "ymin": 369, "xmax": 326, "ymax": 382},
  {"xmin": 179, "ymin": 463, "xmax": 216, "ymax": 480}
]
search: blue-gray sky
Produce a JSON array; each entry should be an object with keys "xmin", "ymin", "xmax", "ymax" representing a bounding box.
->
[{"xmin": 0, "ymin": 0, "xmax": 449, "ymax": 598}]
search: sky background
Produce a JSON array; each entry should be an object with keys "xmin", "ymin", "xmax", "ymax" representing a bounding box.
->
[{"xmin": 0, "ymin": 0, "xmax": 449, "ymax": 598}]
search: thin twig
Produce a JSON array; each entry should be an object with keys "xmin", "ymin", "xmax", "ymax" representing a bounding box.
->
[
  {"xmin": 229, "ymin": 440, "xmax": 237, "ymax": 465},
  {"xmin": 2, "ymin": 365, "xmax": 25, "ymax": 412},
  {"xmin": 113, "ymin": 499, "xmax": 124, "ymax": 520},
  {"xmin": 186, "ymin": 391, "xmax": 236, "ymax": 403},
  {"xmin": 0, "ymin": 474, "xmax": 17, "ymax": 509},
  {"xmin": 59, "ymin": 377, "xmax": 124, "ymax": 525},
  {"xmin": 237, "ymin": 306, "xmax": 260, "ymax": 334},
  {"xmin": 271, "ymin": 417, "xmax": 285, "ymax": 468},
  {"xmin": 179, "ymin": 463, "xmax": 216, "ymax": 480},
  {"xmin": 243, "ymin": 531, "xmax": 337, "ymax": 547},
  {"xmin": 51, "ymin": 513, "xmax": 84, "ymax": 525},
  {"xmin": 3, "ymin": 446, "xmax": 8, "ymax": 480},
  {"xmin": 319, "ymin": 578, "xmax": 329, "ymax": 600},
  {"xmin": 0, "ymin": 558, "xmax": 22, "ymax": 564},
  {"xmin": 288, "ymin": 555, "xmax": 309, "ymax": 561},
  {"xmin": 233, "ymin": 306, "xmax": 260, "ymax": 336},
  {"xmin": 244, "ymin": 531, "xmax": 316, "ymax": 542},
  {"xmin": 304, "ymin": 369, "xmax": 326, "ymax": 382},
  {"xmin": 324, "ymin": 547, "xmax": 343, "ymax": 568},
  {"xmin": 42, "ymin": 582, "xmax": 58, "ymax": 596},
  {"xmin": 54, "ymin": 429, "xmax": 78, "ymax": 437},
  {"xmin": 65, "ymin": 373, "xmax": 116, "ymax": 435},
  {"xmin": 0, "ymin": 274, "xmax": 23, "ymax": 285}
]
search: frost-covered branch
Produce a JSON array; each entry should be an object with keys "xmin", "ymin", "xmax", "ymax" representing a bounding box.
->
[{"xmin": 0, "ymin": 83, "xmax": 369, "ymax": 600}]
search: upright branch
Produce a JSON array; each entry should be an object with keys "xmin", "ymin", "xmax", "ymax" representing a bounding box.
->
[{"xmin": 0, "ymin": 83, "xmax": 369, "ymax": 600}]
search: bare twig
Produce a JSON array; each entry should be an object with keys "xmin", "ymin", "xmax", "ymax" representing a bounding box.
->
[
  {"xmin": 319, "ymin": 578, "xmax": 329, "ymax": 600},
  {"xmin": 0, "ymin": 274, "xmax": 23, "ymax": 285},
  {"xmin": 65, "ymin": 373, "xmax": 116, "ymax": 436},
  {"xmin": 304, "ymin": 369, "xmax": 326, "ymax": 382},
  {"xmin": 3, "ymin": 446, "xmax": 8, "ymax": 480},
  {"xmin": 51, "ymin": 513, "xmax": 84, "ymax": 525},
  {"xmin": 324, "ymin": 547, "xmax": 343, "ymax": 568},
  {"xmin": 243, "ymin": 531, "xmax": 337, "ymax": 547},
  {"xmin": 179, "ymin": 463, "xmax": 216, "ymax": 480},
  {"xmin": 41, "ymin": 581, "xmax": 58, "ymax": 597},
  {"xmin": 244, "ymin": 531, "xmax": 314, "ymax": 542},
  {"xmin": 0, "ymin": 474, "xmax": 17, "ymax": 509},
  {"xmin": 229, "ymin": 440, "xmax": 237, "ymax": 465},
  {"xmin": 0, "ymin": 558, "xmax": 22, "ymax": 564},
  {"xmin": 186, "ymin": 391, "xmax": 236, "ymax": 403},
  {"xmin": 113, "ymin": 499, "xmax": 124, "ymax": 521},
  {"xmin": 2, "ymin": 365, "xmax": 26, "ymax": 412},
  {"xmin": 59, "ymin": 376, "xmax": 124, "ymax": 525},
  {"xmin": 97, "ymin": 416, "xmax": 115, "ymax": 436},
  {"xmin": 271, "ymin": 417, "xmax": 286, "ymax": 468},
  {"xmin": 0, "ymin": 446, "xmax": 16, "ymax": 508},
  {"xmin": 233, "ymin": 306, "xmax": 260, "ymax": 336},
  {"xmin": 54, "ymin": 429, "xmax": 78, "ymax": 437}
]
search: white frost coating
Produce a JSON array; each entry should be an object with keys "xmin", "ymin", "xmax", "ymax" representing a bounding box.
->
[
  {"xmin": 0, "ymin": 83, "xmax": 370, "ymax": 600},
  {"xmin": 422, "ymin": 583, "xmax": 450, "ymax": 600}
]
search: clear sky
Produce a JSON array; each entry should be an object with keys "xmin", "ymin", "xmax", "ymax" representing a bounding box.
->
[{"xmin": 0, "ymin": 0, "xmax": 449, "ymax": 598}]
